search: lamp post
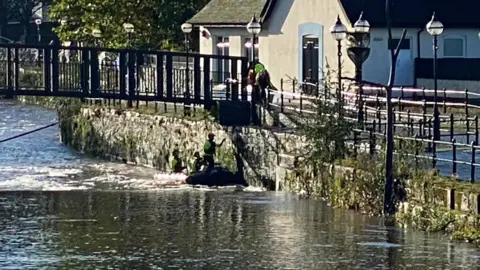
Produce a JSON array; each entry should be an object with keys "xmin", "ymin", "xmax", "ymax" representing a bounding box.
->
[
  {"xmin": 35, "ymin": 18, "xmax": 42, "ymax": 44},
  {"xmin": 123, "ymin": 23, "xmax": 134, "ymax": 47},
  {"xmin": 246, "ymin": 15, "xmax": 261, "ymax": 66},
  {"xmin": 181, "ymin": 22, "xmax": 193, "ymax": 115},
  {"xmin": 346, "ymin": 12, "xmax": 371, "ymax": 123},
  {"xmin": 92, "ymin": 29, "xmax": 102, "ymax": 47},
  {"xmin": 218, "ymin": 41, "xmax": 231, "ymax": 83},
  {"xmin": 246, "ymin": 15, "xmax": 262, "ymax": 124},
  {"xmin": 426, "ymin": 12, "xmax": 443, "ymax": 144},
  {"xmin": 329, "ymin": 15, "xmax": 347, "ymax": 108}
]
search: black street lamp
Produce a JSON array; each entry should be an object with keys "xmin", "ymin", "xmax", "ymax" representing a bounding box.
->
[
  {"xmin": 123, "ymin": 23, "xmax": 134, "ymax": 48},
  {"xmin": 246, "ymin": 15, "xmax": 261, "ymax": 66},
  {"xmin": 181, "ymin": 22, "xmax": 193, "ymax": 114},
  {"xmin": 346, "ymin": 12, "xmax": 371, "ymax": 123},
  {"xmin": 35, "ymin": 18, "xmax": 42, "ymax": 44},
  {"xmin": 329, "ymin": 15, "xmax": 347, "ymax": 106},
  {"xmin": 246, "ymin": 15, "xmax": 262, "ymax": 124},
  {"xmin": 92, "ymin": 29, "xmax": 102, "ymax": 47},
  {"xmin": 426, "ymin": 12, "xmax": 444, "ymax": 144}
]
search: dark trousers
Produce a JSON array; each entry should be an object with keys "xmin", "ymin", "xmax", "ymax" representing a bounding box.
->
[{"xmin": 204, "ymin": 155, "xmax": 214, "ymax": 169}]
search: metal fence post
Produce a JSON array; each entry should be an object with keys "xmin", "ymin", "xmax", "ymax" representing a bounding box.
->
[
  {"xmin": 377, "ymin": 107, "xmax": 381, "ymax": 132},
  {"xmin": 432, "ymin": 134, "xmax": 437, "ymax": 169},
  {"xmin": 407, "ymin": 110, "xmax": 411, "ymax": 136},
  {"xmin": 450, "ymin": 113, "xmax": 454, "ymax": 141},
  {"xmin": 414, "ymin": 134, "xmax": 419, "ymax": 169},
  {"xmin": 299, "ymin": 90, "xmax": 303, "ymax": 115},
  {"xmin": 392, "ymin": 108, "xmax": 396, "ymax": 134},
  {"xmin": 471, "ymin": 141, "xmax": 476, "ymax": 184},
  {"xmin": 422, "ymin": 99, "xmax": 427, "ymax": 125},
  {"xmin": 443, "ymin": 88, "xmax": 447, "ymax": 113},
  {"xmin": 399, "ymin": 86, "xmax": 404, "ymax": 111},
  {"xmin": 452, "ymin": 138, "xmax": 457, "ymax": 177},
  {"xmin": 280, "ymin": 83, "xmax": 284, "ymax": 113},
  {"xmin": 369, "ymin": 128, "xmax": 375, "ymax": 156},
  {"xmin": 465, "ymin": 89, "xmax": 469, "ymax": 116},
  {"xmin": 427, "ymin": 118, "xmax": 432, "ymax": 152},
  {"xmin": 13, "ymin": 47, "xmax": 19, "ymax": 92},
  {"xmin": 475, "ymin": 116, "xmax": 479, "ymax": 145},
  {"xmin": 127, "ymin": 51, "xmax": 136, "ymax": 108},
  {"xmin": 6, "ymin": 47, "xmax": 12, "ymax": 97}
]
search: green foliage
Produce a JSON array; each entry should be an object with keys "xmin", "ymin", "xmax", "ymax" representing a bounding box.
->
[
  {"xmin": 299, "ymin": 78, "xmax": 355, "ymax": 165},
  {"xmin": 49, "ymin": 0, "xmax": 210, "ymax": 49}
]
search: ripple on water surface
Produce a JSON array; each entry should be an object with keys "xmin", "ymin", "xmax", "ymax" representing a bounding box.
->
[
  {"xmin": 0, "ymin": 102, "xmax": 479, "ymax": 269},
  {"xmin": 0, "ymin": 102, "xmax": 205, "ymax": 191},
  {"xmin": 0, "ymin": 191, "xmax": 479, "ymax": 269}
]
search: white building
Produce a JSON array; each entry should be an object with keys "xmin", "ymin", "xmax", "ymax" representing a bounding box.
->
[{"xmin": 187, "ymin": 0, "xmax": 480, "ymax": 91}]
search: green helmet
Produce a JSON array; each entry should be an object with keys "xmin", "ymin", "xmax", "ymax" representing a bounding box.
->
[{"xmin": 255, "ymin": 63, "xmax": 265, "ymax": 73}]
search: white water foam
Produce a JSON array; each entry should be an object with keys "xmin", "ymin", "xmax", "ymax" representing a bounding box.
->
[
  {"xmin": 0, "ymin": 161, "xmax": 266, "ymax": 192},
  {"xmin": 0, "ymin": 175, "xmax": 89, "ymax": 191}
]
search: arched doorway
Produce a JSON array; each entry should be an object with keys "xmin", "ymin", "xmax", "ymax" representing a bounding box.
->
[
  {"xmin": 298, "ymin": 23, "xmax": 324, "ymax": 84},
  {"xmin": 302, "ymin": 35, "xmax": 319, "ymax": 83}
]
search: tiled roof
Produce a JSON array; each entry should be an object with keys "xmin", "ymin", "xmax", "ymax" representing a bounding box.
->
[
  {"xmin": 340, "ymin": 0, "xmax": 480, "ymax": 28},
  {"xmin": 187, "ymin": 0, "xmax": 276, "ymax": 25},
  {"xmin": 189, "ymin": 0, "xmax": 480, "ymax": 29}
]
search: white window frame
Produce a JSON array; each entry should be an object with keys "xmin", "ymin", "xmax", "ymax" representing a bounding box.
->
[{"xmin": 442, "ymin": 35, "xmax": 466, "ymax": 58}]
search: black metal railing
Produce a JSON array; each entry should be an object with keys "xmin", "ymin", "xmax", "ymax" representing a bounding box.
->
[
  {"xmin": 266, "ymin": 79, "xmax": 480, "ymax": 182},
  {"xmin": 0, "ymin": 44, "xmax": 250, "ymax": 109}
]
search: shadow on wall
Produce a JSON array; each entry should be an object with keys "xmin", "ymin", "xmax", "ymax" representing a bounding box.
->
[{"xmin": 264, "ymin": 0, "xmax": 295, "ymax": 35}]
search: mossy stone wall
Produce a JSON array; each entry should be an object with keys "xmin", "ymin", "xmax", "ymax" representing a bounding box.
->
[{"xmin": 59, "ymin": 107, "xmax": 237, "ymax": 173}]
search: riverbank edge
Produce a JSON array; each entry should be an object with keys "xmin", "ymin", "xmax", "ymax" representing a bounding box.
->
[
  {"xmin": 396, "ymin": 173, "xmax": 480, "ymax": 246},
  {"xmin": 15, "ymin": 96, "xmax": 480, "ymax": 246},
  {"xmin": 282, "ymin": 159, "xmax": 480, "ymax": 247}
]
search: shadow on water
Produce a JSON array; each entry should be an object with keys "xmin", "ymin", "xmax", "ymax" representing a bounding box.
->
[{"xmin": 0, "ymin": 190, "xmax": 478, "ymax": 269}]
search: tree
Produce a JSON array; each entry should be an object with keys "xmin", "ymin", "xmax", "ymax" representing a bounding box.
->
[
  {"xmin": 49, "ymin": 0, "xmax": 210, "ymax": 49},
  {"xmin": 383, "ymin": 0, "xmax": 407, "ymax": 215}
]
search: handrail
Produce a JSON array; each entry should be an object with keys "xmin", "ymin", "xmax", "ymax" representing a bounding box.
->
[
  {"xmin": 269, "ymin": 87, "xmax": 480, "ymax": 116},
  {"xmin": 282, "ymin": 77, "xmax": 480, "ymax": 98}
]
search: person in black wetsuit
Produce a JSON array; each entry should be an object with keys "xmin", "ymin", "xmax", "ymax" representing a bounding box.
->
[
  {"xmin": 191, "ymin": 151, "xmax": 204, "ymax": 173},
  {"xmin": 171, "ymin": 149, "xmax": 187, "ymax": 173}
]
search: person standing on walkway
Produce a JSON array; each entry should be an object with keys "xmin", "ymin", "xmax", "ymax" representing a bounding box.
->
[{"xmin": 203, "ymin": 133, "xmax": 226, "ymax": 170}]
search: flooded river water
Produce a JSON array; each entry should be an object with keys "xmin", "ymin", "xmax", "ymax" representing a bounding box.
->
[{"xmin": 0, "ymin": 102, "xmax": 478, "ymax": 269}]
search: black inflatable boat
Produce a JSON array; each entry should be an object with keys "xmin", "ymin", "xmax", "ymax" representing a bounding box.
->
[{"xmin": 185, "ymin": 167, "xmax": 248, "ymax": 187}]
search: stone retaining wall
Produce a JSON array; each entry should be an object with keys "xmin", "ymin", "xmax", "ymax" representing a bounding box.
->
[
  {"xmin": 59, "ymin": 107, "xmax": 238, "ymax": 173},
  {"xmin": 56, "ymin": 105, "xmax": 305, "ymax": 187}
]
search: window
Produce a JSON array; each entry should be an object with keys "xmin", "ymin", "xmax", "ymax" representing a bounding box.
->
[
  {"xmin": 216, "ymin": 36, "xmax": 230, "ymax": 82},
  {"xmin": 443, "ymin": 37, "xmax": 465, "ymax": 57},
  {"xmin": 244, "ymin": 37, "xmax": 259, "ymax": 63}
]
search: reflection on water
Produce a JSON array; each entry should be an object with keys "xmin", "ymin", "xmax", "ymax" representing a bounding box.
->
[
  {"xmin": 0, "ymin": 191, "xmax": 478, "ymax": 269},
  {"xmin": 1, "ymin": 101, "xmax": 479, "ymax": 269}
]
